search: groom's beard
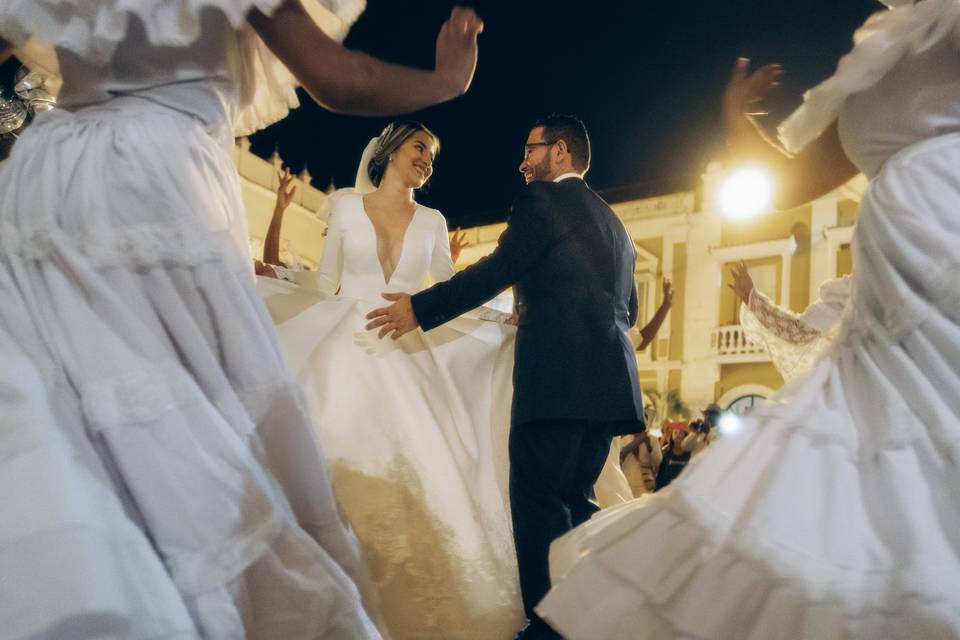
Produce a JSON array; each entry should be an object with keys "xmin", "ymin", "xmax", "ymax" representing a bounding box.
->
[{"xmin": 525, "ymin": 156, "xmax": 552, "ymax": 183}]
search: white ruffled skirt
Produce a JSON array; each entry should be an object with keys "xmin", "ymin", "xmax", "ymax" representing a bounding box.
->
[
  {"xmin": 538, "ymin": 133, "xmax": 960, "ymax": 639},
  {"xmin": 259, "ymin": 279, "xmax": 526, "ymax": 639},
  {"xmin": 0, "ymin": 100, "xmax": 380, "ymax": 638}
]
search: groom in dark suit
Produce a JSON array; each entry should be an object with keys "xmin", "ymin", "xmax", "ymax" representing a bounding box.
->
[{"xmin": 366, "ymin": 115, "xmax": 644, "ymax": 639}]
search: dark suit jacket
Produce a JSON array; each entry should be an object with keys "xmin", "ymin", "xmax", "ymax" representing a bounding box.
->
[{"xmin": 412, "ymin": 178, "xmax": 644, "ymax": 431}]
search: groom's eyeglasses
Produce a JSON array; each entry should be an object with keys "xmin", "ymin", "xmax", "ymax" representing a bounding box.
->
[{"xmin": 523, "ymin": 140, "xmax": 557, "ymax": 159}]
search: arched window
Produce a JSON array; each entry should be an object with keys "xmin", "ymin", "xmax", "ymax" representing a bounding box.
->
[{"xmin": 726, "ymin": 394, "xmax": 765, "ymax": 416}]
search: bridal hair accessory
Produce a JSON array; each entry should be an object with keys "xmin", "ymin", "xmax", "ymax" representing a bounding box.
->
[
  {"xmin": 778, "ymin": 0, "xmax": 953, "ymax": 153},
  {"xmin": 351, "ymin": 122, "xmax": 400, "ymax": 194},
  {"xmin": 0, "ymin": 67, "xmax": 56, "ymax": 135}
]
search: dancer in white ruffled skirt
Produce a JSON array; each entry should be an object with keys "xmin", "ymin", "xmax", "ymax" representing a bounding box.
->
[
  {"xmin": 0, "ymin": 1, "xmax": 481, "ymax": 638},
  {"xmin": 540, "ymin": 1, "xmax": 960, "ymax": 637}
]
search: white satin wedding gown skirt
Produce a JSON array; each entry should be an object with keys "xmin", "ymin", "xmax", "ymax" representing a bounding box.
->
[{"xmin": 260, "ymin": 278, "xmax": 526, "ymax": 639}]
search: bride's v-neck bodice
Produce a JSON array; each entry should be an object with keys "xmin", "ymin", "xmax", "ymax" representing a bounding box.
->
[{"xmin": 313, "ymin": 192, "xmax": 455, "ymax": 301}]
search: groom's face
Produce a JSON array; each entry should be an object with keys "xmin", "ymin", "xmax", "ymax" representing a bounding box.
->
[{"xmin": 519, "ymin": 127, "xmax": 557, "ymax": 184}]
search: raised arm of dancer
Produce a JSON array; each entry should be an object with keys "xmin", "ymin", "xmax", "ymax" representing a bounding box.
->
[
  {"xmin": 263, "ymin": 169, "xmax": 297, "ymax": 267},
  {"xmin": 449, "ymin": 227, "xmax": 471, "ymax": 265},
  {"xmin": 723, "ymin": 58, "xmax": 858, "ymax": 210},
  {"xmin": 731, "ymin": 261, "xmax": 820, "ymax": 345},
  {"xmin": 637, "ymin": 278, "xmax": 673, "ymax": 352},
  {"xmin": 249, "ymin": 1, "xmax": 483, "ymax": 116}
]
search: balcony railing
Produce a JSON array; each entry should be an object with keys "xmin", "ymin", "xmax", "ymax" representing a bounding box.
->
[{"xmin": 712, "ymin": 325, "xmax": 768, "ymax": 362}]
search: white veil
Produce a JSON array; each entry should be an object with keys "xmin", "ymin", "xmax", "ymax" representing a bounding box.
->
[
  {"xmin": 353, "ymin": 136, "xmax": 379, "ymax": 195},
  {"xmin": 315, "ymin": 134, "xmax": 380, "ymax": 220}
]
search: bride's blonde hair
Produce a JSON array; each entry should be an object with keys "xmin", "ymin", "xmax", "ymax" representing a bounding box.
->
[{"xmin": 367, "ymin": 120, "xmax": 440, "ymax": 188}]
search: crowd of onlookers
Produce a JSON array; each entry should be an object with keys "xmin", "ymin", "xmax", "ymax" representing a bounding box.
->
[{"xmin": 618, "ymin": 404, "xmax": 723, "ymax": 495}]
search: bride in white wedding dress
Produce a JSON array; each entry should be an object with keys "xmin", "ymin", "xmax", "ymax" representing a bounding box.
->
[
  {"xmin": 540, "ymin": 1, "xmax": 960, "ymax": 638},
  {"xmin": 262, "ymin": 121, "xmax": 525, "ymax": 639}
]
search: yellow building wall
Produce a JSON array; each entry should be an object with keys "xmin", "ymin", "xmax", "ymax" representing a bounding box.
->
[
  {"xmin": 669, "ymin": 243, "xmax": 687, "ymax": 362},
  {"xmin": 668, "ymin": 369, "xmax": 683, "ymax": 412},
  {"xmin": 716, "ymin": 363, "xmax": 784, "ymax": 400},
  {"xmin": 637, "ymin": 237, "xmax": 664, "ymax": 262},
  {"xmin": 837, "ymin": 243, "xmax": 853, "ymax": 277},
  {"xmin": 790, "ymin": 222, "xmax": 811, "ymax": 314},
  {"xmin": 720, "ymin": 203, "xmax": 811, "ymax": 248},
  {"xmin": 838, "ymin": 198, "xmax": 860, "ymax": 227},
  {"xmin": 720, "ymin": 204, "xmax": 813, "ymax": 315}
]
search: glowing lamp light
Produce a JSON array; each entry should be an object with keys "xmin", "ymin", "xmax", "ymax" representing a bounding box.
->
[
  {"xmin": 718, "ymin": 168, "xmax": 773, "ymax": 220},
  {"xmin": 718, "ymin": 412, "xmax": 743, "ymax": 436}
]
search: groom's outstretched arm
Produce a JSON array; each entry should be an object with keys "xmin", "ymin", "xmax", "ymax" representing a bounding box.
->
[{"xmin": 412, "ymin": 183, "xmax": 557, "ymax": 331}]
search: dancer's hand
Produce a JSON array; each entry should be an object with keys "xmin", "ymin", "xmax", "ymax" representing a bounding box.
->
[
  {"xmin": 254, "ymin": 259, "xmax": 278, "ymax": 278},
  {"xmin": 366, "ymin": 292, "xmax": 420, "ymax": 339},
  {"xmin": 275, "ymin": 168, "xmax": 298, "ymax": 214},
  {"xmin": 723, "ymin": 58, "xmax": 783, "ymax": 123},
  {"xmin": 729, "ymin": 260, "xmax": 754, "ymax": 304},
  {"xmin": 435, "ymin": 7, "xmax": 484, "ymax": 98},
  {"xmin": 449, "ymin": 227, "xmax": 471, "ymax": 264},
  {"xmin": 662, "ymin": 278, "xmax": 674, "ymax": 306}
]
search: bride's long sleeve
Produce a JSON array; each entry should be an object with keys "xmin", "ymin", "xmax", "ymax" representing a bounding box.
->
[
  {"xmin": 428, "ymin": 211, "xmax": 456, "ymax": 284},
  {"xmin": 276, "ymin": 205, "xmax": 345, "ymax": 294}
]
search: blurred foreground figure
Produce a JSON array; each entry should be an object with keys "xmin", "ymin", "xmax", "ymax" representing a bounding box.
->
[
  {"xmin": 0, "ymin": 1, "xmax": 481, "ymax": 637},
  {"xmin": 540, "ymin": 1, "xmax": 960, "ymax": 637}
]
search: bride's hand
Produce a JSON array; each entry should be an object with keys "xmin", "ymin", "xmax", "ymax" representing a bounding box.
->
[
  {"xmin": 723, "ymin": 58, "xmax": 782, "ymax": 125},
  {"xmin": 435, "ymin": 7, "xmax": 484, "ymax": 98}
]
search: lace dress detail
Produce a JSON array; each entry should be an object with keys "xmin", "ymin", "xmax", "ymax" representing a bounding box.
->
[
  {"xmin": 741, "ymin": 279, "xmax": 851, "ymax": 382},
  {"xmin": 746, "ymin": 289, "xmax": 821, "ymax": 345}
]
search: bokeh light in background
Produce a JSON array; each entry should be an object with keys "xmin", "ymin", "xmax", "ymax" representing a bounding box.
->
[
  {"xmin": 719, "ymin": 167, "xmax": 774, "ymax": 220},
  {"xmin": 718, "ymin": 412, "xmax": 743, "ymax": 436}
]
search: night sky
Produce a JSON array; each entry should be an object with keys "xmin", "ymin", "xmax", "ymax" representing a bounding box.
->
[{"xmin": 254, "ymin": 1, "xmax": 880, "ymax": 227}]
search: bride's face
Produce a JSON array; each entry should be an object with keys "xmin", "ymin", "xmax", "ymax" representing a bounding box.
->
[{"xmin": 388, "ymin": 131, "xmax": 437, "ymax": 189}]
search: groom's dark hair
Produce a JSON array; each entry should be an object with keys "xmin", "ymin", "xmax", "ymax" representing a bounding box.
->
[{"xmin": 532, "ymin": 114, "xmax": 591, "ymax": 173}]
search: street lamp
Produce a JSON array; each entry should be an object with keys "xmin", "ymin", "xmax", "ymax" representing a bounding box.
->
[{"xmin": 718, "ymin": 167, "xmax": 773, "ymax": 220}]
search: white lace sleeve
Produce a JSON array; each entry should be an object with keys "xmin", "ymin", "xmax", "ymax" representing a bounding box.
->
[
  {"xmin": 746, "ymin": 289, "xmax": 821, "ymax": 345},
  {"xmin": 427, "ymin": 210, "xmax": 455, "ymax": 285},
  {"xmin": 741, "ymin": 289, "xmax": 835, "ymax": 382}
]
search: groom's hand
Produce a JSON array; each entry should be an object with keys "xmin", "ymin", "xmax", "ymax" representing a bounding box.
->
[{"xmin": 366, "ymin": 292, "xmax": 420, "ymax": 339}]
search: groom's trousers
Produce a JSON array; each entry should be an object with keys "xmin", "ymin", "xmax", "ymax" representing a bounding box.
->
[{"xmin": 509, "ymin": 419, "xmax": 631, "ymax": 632}]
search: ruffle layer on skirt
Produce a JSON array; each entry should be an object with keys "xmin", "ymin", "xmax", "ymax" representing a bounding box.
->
[
  {"xmin": 0, "ymin": 98, "xmax": 380, "ymax": 638},
  {"xmin": 539, "ymin": 134, "xmax": 960, "ymax": 640},
  {"xmin": 0, "ymin": 0, "xmax": 365, "ymax": 136}
]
